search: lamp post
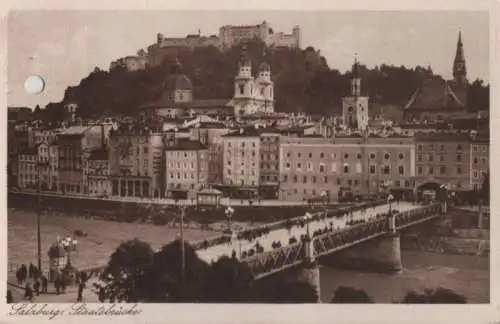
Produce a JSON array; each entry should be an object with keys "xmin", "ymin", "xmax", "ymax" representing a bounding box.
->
[
  {"xmin": 225, "ymin": 205, "xmax": 234, "ymax": 234},
  {"xmin": 175, "ymin": 200, "xmax": 186, "ymax": 287},
  {"xmin": 304, "ymin": 212, "xmax": 312, "ymax": 241},
  {"xmin": 439, "ymin": 184, "xmax": 448, "ymax": 214},
  {"xmin": 36, "ymin": 158, "xmax": 51, "ymax": 273},
  {"xmin": 60, "ymin": 235, "xmax": 78, "ymax": 266},
  {"xmin": 387, "ymin": 193, "xmax": 395, "ymax": 215}
]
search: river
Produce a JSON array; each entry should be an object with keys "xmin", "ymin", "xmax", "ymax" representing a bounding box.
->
[{"xmin": 319, "ymin": 250, "xmax": 489, "ymax": 303}]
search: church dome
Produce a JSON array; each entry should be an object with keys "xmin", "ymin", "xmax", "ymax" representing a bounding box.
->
[
  {"xmin": 259, "ymin": 61, "xmax": 270, "ymax": 71},
  {"xmin": 164, "ymin": 74, "xmax": 193, "ymax": 91},
  {"xmin": 164, "ymin": 60, "xmax": 193, "ymax": 91}
]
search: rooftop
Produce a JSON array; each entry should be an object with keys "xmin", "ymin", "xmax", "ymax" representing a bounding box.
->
[{"xmin": 164, "ymin": 138, "xmax": 208, "ymax": 151}]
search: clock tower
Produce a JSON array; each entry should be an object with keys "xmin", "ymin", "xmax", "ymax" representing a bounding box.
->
[{"xmin": 342, "ymin": 55, "xmax": 369, "ymax": 131}]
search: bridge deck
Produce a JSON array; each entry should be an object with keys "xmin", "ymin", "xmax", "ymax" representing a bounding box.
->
[{"xmin": 196, "ymin": 201, "xmax": 421, "ymax": 264}]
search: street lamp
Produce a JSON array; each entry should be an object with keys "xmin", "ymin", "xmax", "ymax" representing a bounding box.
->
[
  {"xmin": 35, "ymin": 158, "xmax": 51, "ymax": 273},
  {"xmin": 175, "ymin": 200, "xmax": 186, "ymax": 287},
  {"xmin": 304, "ymin": 212, "xmax": 312, "ymax": 241},
  {"xmin": 387, "ymin": 193, "xmax": 395, "ymax": 215},
  {"xmin": 225, "ymin": 205, "xmax": 234, "ymax": 234},
  {"xmin": 232, "ymin": 231, "xmax": 241, "ymax": 259},
  {"xmin": 60, "ymin": 235, "xmax": 78, "ymax": 266},
  {"xmin": 439, "ymin": 184, "xmax": 448, "ymax": 214}
]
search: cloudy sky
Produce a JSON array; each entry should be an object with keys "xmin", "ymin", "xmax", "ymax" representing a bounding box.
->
[{"xmin": 7, "ymin": 10, "xmax": 489, "ymax": 108}]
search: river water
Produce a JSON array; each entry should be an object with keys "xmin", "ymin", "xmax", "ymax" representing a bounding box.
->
[{"xmin": 319, "ymin": 250, "xmax": 489, "ymax": 303}]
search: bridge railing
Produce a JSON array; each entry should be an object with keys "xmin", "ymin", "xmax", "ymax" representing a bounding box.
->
[{"xmin": 395, "ymin": 203, "xmax": 442, "ymax": 228}]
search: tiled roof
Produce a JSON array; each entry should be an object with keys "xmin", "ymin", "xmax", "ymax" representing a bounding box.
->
[{"xmin": 164, "ymin": 138, "xmax": 208, "ymax": 151}]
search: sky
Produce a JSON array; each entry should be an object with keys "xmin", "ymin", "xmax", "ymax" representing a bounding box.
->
[{"xmin": 7, "ymin": 10, "xmax": 489, "ymax": 108}]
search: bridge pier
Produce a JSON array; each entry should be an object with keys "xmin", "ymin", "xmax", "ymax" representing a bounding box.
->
[
  {"xmin": 297, "ymin": 261, "xmax": 321, "ymax": 303},
  {"xmin": 320, "ymin": 212, "xmax": 403, "ymax": 273}
]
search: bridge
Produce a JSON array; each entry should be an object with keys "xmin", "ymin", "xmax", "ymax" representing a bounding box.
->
[{"xmin": 78, "ymin": 200, "xmax": 444, "ymax": 301}]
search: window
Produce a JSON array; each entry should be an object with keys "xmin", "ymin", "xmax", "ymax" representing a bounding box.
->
[
  {"xmin": 344, "ymin": 153, "xmax": 349, "ymax": 159},
  {"xmin": 370, "ymin": 153, "xmax": 376, "ymax": 159},
  {"xmin": 474, "ymin": 157, "xmax": 478, "ymax": 164},
  {"xmin": 456, "ymin": 166, "xmax": 462, "ymax": 175},
  {"xmin": 312, "ymin": 176, "xmax": 316, "ymax": 183},
  {"xmin": 398, "ymin": 166, "xmax": 404, "ymax": 175},
  {"xmin": 307, "ymin": 163, "xmax": 312, "ymax": 171},
  {"xmin": 369, "ymin": 165, "xmax": 376, "ymax": 174},
  {"xmin": 398, "ymin": 153, "xmax": 404, "ymax": 160},
  {"xmin": 440, "ymin": 166, "xmax": 446, "ymax": 175},
  {"xmin": 417, "ymin": 154, "xmax": 422, "ymax": 162},
  {"xmin": 417, "ymin": 166, "xmax": 423, "ymax": 175},
  {"xmin": 457, "ymin": 144, "xmax": 463, "ymax": 151},
  {"xmin": 285, "ymin": 162, "xmax": 291, "ymax": 169},
  {"xmin": 357, "ymin": 153, "xmax": 362, "ymax": 159},
  {"xmin": 343, "ymin": 165, "xmax": 349, "ymax": 174},
  {"xmin": 417, "ymin": 144, "xmax": 423, "ymax": 151},
  {"xmin": 395, "ymin": 180, "xmax": 401, "ymax": 187},
  {"xmin": 239, "ymin": 84, "xmax": 244, "ymax": 95},
  {"xmin": 440, "ymin": 144, "xmax": 445, "ymax": 151},
  {"xmin": 283, "ymin": 175, "xmax": 288, "ymax": 182},
  {"xmin": 303, "ymin": 176, "xmax": 307, "ymax": 183},
  {"xmin": 297, "ymin": 153, "xmax": 301, "ymax": 158},
  {"xmin": 293, "ymin": 176, "xmax": 297, "ymax": 183},
  {"xmin": 337, "ymin": 179, "xmax": 341, "ymax": 185},
  {"xmin": 287, "ymin": 152, "xmax": 291, "ymax": 158},
  {"xmin": 297, "ymin": 163, "xmax": 302, "ymax": 170},
  {"xmin": 308, "ymin": 153, "xmax": 312, "ymax": 158},
  {"xmin": 429, "ymin": 166, "xmax": 434, "ymax": 175},
  {"xmin": 383, "ymin": 165, "xmax": 390, "ymax": 175},
  {"xmin": 320, "ymin": 153, "xmax": 324, "ymax": 158},
  {"xmin": 456, "ymin": 154, "xmax": 462, "ymax": 162},
  {"xmin": 143, "ymin": 147, "xmax": 148, "ymax": 154},
  {"xmin": 324, "ymin": 176, "xmax": 328, "ymax": 183},
  {"xmin": 319, "ymin": 164, "xmax": 325, "ymax": 172},
  {"xmin": 384, "ymin": 153, "xmax": 390, "ymax": 160}
]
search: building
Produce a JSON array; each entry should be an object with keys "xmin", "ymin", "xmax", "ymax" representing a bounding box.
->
[
  {"xmin": 233, "ymin": 46, "xmax": 275, "ymax": 117},
  {"xmin": 259, "ymin": 130, "xmax": 281, "ymax": 198},
  {"xmin": 17, "ymin": 146, "xmax": 38, "ymax": 189},
  {"xmin": 110, "ymin": 50, "xmax": 147, "ymax": 72},
  {"xmin": 470, "ymin": 135, "xmax": 489, "ymax": 192},
  {"xmin": 38, "ymin": 140, "xmax": 59, "ymax": 191},
  {"xmin": 147, "ymin": 33, "xmax": 220, "ymax": 67},
  {"xmin": 403, "ymin": 32, "xmax": 468, "ymax": 122},
  {"xmin": 86, "ymin": 148, "xmax": 111, "ymax": 197},
  {"xmin": 219, "ymin": 21, "xmax": 300, "ymax": 50},
  {"xmin": 341, "ymin": 57, "xmax": 369, "ymax": 131},
  {"xmin": 413, "ymin": 133, "xmax": 472, "ymax": 196},
  {"xmin": 57, "ymin": 124, "xmax": 108, "ymax": 195},
  {"xmin": 108, "ymin": 122, "xmax": 165, "ymax": 199},
  {"xmin": 279, "ymin": 134, "xmax": 415, "ymax": 202},
  {"xmin": 164, "ymin": 137, "xmax": 209, "ymax": 199},
  {"xmin": 221, "ymin": 127, "xmax": 261, "ymax": 197},
  {"xmin": 142, "ymin": 60, "xmax": 233, "ymax": 119}
]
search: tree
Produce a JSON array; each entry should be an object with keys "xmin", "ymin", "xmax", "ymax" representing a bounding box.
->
[
  {"xmin": 150, "ymin": 239, "xmax": 209, "ymax": 302},
  {"xmin": 330, "ymin": 286, "xmax": 374, "ymax": 303},
  {"xmin": 96, "ymin": 239, "xmax": 155, "ymax": 302},
  {"xmin": 400, "ymin": 287, "xmax": 467, "ymax": 304},
  {"xmin": 202, "ymin": 256, "xmax": 254, "ymax": 303}
]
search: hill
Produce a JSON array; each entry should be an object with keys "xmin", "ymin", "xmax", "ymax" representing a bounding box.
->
[{"xmin": 41, "ymin": 39, "xmax": 489, "ymax": 120}]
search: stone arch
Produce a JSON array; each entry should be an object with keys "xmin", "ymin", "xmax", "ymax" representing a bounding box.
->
[{"xmin": 416, "ymin": 181, "xmax": 443, "ymax": 201}]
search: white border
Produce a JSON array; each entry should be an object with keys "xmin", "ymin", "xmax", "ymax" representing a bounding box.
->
[{"xmin": 0, "ymin": 1, "xmax": 498, "ymax": 324}]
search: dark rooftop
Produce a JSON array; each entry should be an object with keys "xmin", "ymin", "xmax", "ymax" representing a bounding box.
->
[{"xmin": 164, "ymin": 138, "xmax": 208, "ymax": 151}]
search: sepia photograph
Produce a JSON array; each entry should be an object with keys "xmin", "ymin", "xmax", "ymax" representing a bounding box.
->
[{"xmin": 5, "ymin": 7, "xmax": 491, "ymax": 311}]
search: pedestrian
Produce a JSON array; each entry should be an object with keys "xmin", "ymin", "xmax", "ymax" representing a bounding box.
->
[
  {"xmin": 61, "ymin": 278, "xmax": 67, "ymax": 294},
  {"xmin": 20, "ymin": 264, "xmax": 27, "ymax": 282},
  {"xmin": 33, "ymin": 279, "xmax": 40, "ymax": 296},
  {"xmin": 41, "ymin": 275, "xmax": 48, "ymax": 293},
  {"xmin": 54, "ymin": 277, "xmax": 61, "ymax": 295},
  {"xmin": 6, "ymin": 289, "xmax": 13, "ymax": 304},
  {"xmin": 16, "ymin": 268, "xmax": 23, "ymax": 285},
  {"xmin": 76, "ymin": 282, "xmax": 84, "ymax": 302},
  {"xmin": 98, "ymin": 287, "xmax": 106, "ymax": 302},
  {"xmin": 24, "ymin": 283, "xmax": 33, "ymax": 301},
  {"xmin": 28, "ymin": 263, "xmax": 34, "ymax": 278}
]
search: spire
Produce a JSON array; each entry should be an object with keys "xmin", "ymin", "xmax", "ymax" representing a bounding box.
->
[
  {"xmin": 352, "ymin": 53, "xmax": 359, "ymax": 78},
  {"xmin": 453, "ymin": 30, "xmax": 467, "ymax": 84}
]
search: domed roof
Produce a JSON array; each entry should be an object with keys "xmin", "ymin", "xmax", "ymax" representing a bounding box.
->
[
  {"xmin": 164, "ymin": 59, "xmax": 193, "ymax": 91},
  {"xmin": 259, "ymin": 61, "xmax": 270, "ymax": 71},
  {"xmin": 165, "ymin": 74, "xmax": 193, "ymax": 91}
]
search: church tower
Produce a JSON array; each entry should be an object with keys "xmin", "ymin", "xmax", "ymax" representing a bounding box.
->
[
  {"xmin": 233, "ymin": 44, "xmax": 256, "ymax": 117},
  {"xmin": 257, "ymin": 49, "xmax": 274, "ymax": 113},
  {"xmin": 342, "ymin": 55, "xmax": 369, "ymax": 130},
  {"xmin": 453, "ymin": 31, "xmax": 467, "ymax": 86}
]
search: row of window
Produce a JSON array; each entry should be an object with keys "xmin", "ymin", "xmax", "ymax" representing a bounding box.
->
[
  {"xmin": 472, "ymin": 145, "xmax": 488, "ymax": 152},
  {"xmin": 169, "ymin": 172, "xmax": 205, "ymax": 180},
  {"xmin": 283, "ymin": 179, "xmax": 414, "ymax": 196},
  {"xmin": 284, "ymin": 162, "xmax": 405, "ymax": 175},
  {"xmin": 225, "ymin": 169, "xmax": 257, "ymax": 176},
  {"xmin": 417, "ymin": 153, "xmax": 465, "ymax": 163},
  {"xmin": 112, "ymin": 180, "xmax": 150, "ymax": 197},
  {"xmin": 417, "ymin": 144, "xmax": 465, "ymax": 151},
  {"xmin": 416, "ymin": 166, "xmax": 466, "ymax": 175},
  {"xmin": 282, "ymin": 173, "xmax": 410, "ymax": 185},
  {"xmin": 226, "ymin": 142, "xmax": 258, "ymax": 148},
  {"xmin": 285, "ymin": 151, "xmax": 407, "ymax": 160}
]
